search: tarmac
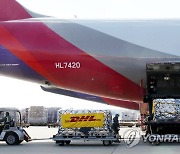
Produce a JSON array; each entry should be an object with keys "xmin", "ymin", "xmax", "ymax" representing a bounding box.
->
[{"xmin": 0, "ymin": 127, "xmax": 180, "ymax": 154}]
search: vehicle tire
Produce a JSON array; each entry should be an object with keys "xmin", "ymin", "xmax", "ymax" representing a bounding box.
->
[
  {"xmin": 103, "ymin": 140, "xmax": 112, "ymax": 146},
  {"xmin": 59, "ymin": 141, "xmax": 65, "ymax": 146},
  {"xmin": 65, "ymin": 140, "xmax": 71, "ymax": 145},
  {"xmin": 5, "ymin": 133, "xmax": 19, "ymax": 145}
]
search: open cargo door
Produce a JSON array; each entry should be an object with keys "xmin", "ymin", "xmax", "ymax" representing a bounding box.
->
[{"xmin": 146, "ymin": 62, "xmax": 180, "ymax": 98}]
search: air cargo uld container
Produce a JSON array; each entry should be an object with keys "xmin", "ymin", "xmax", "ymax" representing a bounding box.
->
[
  {"xmin": 28, "ymin": 106, "xmax": 48, "ymax": 126},
  {"xmin": 53, "ymin": 109, "xmax": 120, "ymax": 146}
]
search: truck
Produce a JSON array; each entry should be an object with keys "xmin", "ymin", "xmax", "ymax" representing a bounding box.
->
[
  {"xmin": 28, "ymin": 106, "xmax": 48, "ymax": 126},
  {"xmin": 143, "ymin": 62, "xmax": 180, "ymax": 144},
  {"xmin": 53, "ymin": 109, "xmax": 120, "ymax": 146}
]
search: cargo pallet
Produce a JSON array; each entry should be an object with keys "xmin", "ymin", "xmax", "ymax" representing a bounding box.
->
[
  {"xmin": 53, "ymin": 109, "xmax": 120, "ymax": 146},
  {"xmin": 53, "ymin": 134, "xmax": 120, "ymax": 146}
]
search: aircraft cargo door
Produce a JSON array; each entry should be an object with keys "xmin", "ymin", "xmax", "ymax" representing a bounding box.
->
[{"xmin": 146, "ymin": 62, "xmax": 180, "ymax": 98}]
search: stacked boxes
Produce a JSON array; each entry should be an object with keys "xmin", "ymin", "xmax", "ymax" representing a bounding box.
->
[{"xmin": 153, "ymin": 99, "xmax": 180, "ymax": 120}]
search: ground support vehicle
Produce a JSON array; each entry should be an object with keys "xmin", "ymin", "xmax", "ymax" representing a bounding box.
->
[
  {"xmin": 53, "ymin": 109, "xmax": 120, "ymax": 146},
  {"xmin": 143, "ymin": 63, "xmax": 180, "ymax": 144},
  {"xmin": 0, "ymin": 108, "xmax": 31, "ymax": 145}
]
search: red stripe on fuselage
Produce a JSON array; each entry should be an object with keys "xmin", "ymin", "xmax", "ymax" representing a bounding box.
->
[
  {"xmin": 0, "ymin": 0, "xmax": 32, "ymax": 21},
  {"xmin": 0, "ymin": 21, "xmax": 144, "ymax": 102},
  {"xmin": 0, "ymin": 26, "xmax": 59, "ymax": 85}
]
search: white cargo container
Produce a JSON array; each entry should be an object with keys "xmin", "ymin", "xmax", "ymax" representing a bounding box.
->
[
  {"xmin": 21, "ymin": 108, "xmax": 29, "ymax": 124},
  {"xmin": 53, "ymin": 109, "xmax": 120, "ymax": 146},
  {"xmin": 47, "ymin": 107, "xmax": 61, "ymax": 124},
  {"xmin": 121, "ymin": 112, "xmax": 137, "ymax": 121},
  {"xmin": 28, "ymin": 106, "xmax": 48, "ymax": 125}
]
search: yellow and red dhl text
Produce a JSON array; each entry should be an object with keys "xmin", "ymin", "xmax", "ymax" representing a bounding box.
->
[{"xmin": 66, "ymin": 115, "xmax": 101, "ymax": 122}]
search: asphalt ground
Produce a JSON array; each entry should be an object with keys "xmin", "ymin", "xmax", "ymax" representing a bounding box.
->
[{"xmin": 0, "ymin": 127, "xmax": 179, "ymax": 154}]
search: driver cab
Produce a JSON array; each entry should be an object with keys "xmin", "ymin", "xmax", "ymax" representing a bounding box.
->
[
  {"xmin": 0, "ymin": 112, "xmax": 13, "ymax": 131},
  {"xmin": 0, "ymin": 108, "xmax": 31, "ymax": 145},
  {"xmin": 0, "ymin": 108, "xmax": 20, "ymax": 133}
]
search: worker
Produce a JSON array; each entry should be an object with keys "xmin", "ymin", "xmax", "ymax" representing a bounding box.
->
[
  {"xmin": 112, "ymin": 114, "xmax": 120, "ymax": 135},
  {"xmin": 0, "ymin": 112, "xmax": 13, "ymax": 129}
]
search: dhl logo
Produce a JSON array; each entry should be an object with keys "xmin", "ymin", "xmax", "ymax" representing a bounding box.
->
[{"xmin": 65, "ymin": 116, "xmax": 101, "ymax": 123}]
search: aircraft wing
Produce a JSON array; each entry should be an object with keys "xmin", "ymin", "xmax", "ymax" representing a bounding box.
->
[{"xmin": 41, "ymin": 86, "xmax": 139, "ymax": 110}]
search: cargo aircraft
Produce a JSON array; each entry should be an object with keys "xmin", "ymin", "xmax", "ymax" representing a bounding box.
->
[{"xmin": 1, "ymin": 0, "xmax": 180, "ymax": 111}]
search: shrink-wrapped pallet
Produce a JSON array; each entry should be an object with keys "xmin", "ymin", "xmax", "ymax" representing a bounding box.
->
[{"xmin": 153, "ymin": 99, "xmax": 177, "ymax": 120}]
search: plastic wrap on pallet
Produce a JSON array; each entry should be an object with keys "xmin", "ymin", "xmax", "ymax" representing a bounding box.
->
[
  {"xmin": 153, "ymin": 99, "xmax": 180, "ymax": 120},
  {"xmin": 175, "ymin": 99, "xmax": 180, "ymax": 113},
  {"xmin": 57, "ymin": 110, "xmax": 114, "ymax": 136}
]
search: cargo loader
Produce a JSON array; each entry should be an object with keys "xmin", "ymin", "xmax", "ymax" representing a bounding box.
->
[{"xmin": 143, "ymin": 62, "xmax": 180, "ymax": 144}]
